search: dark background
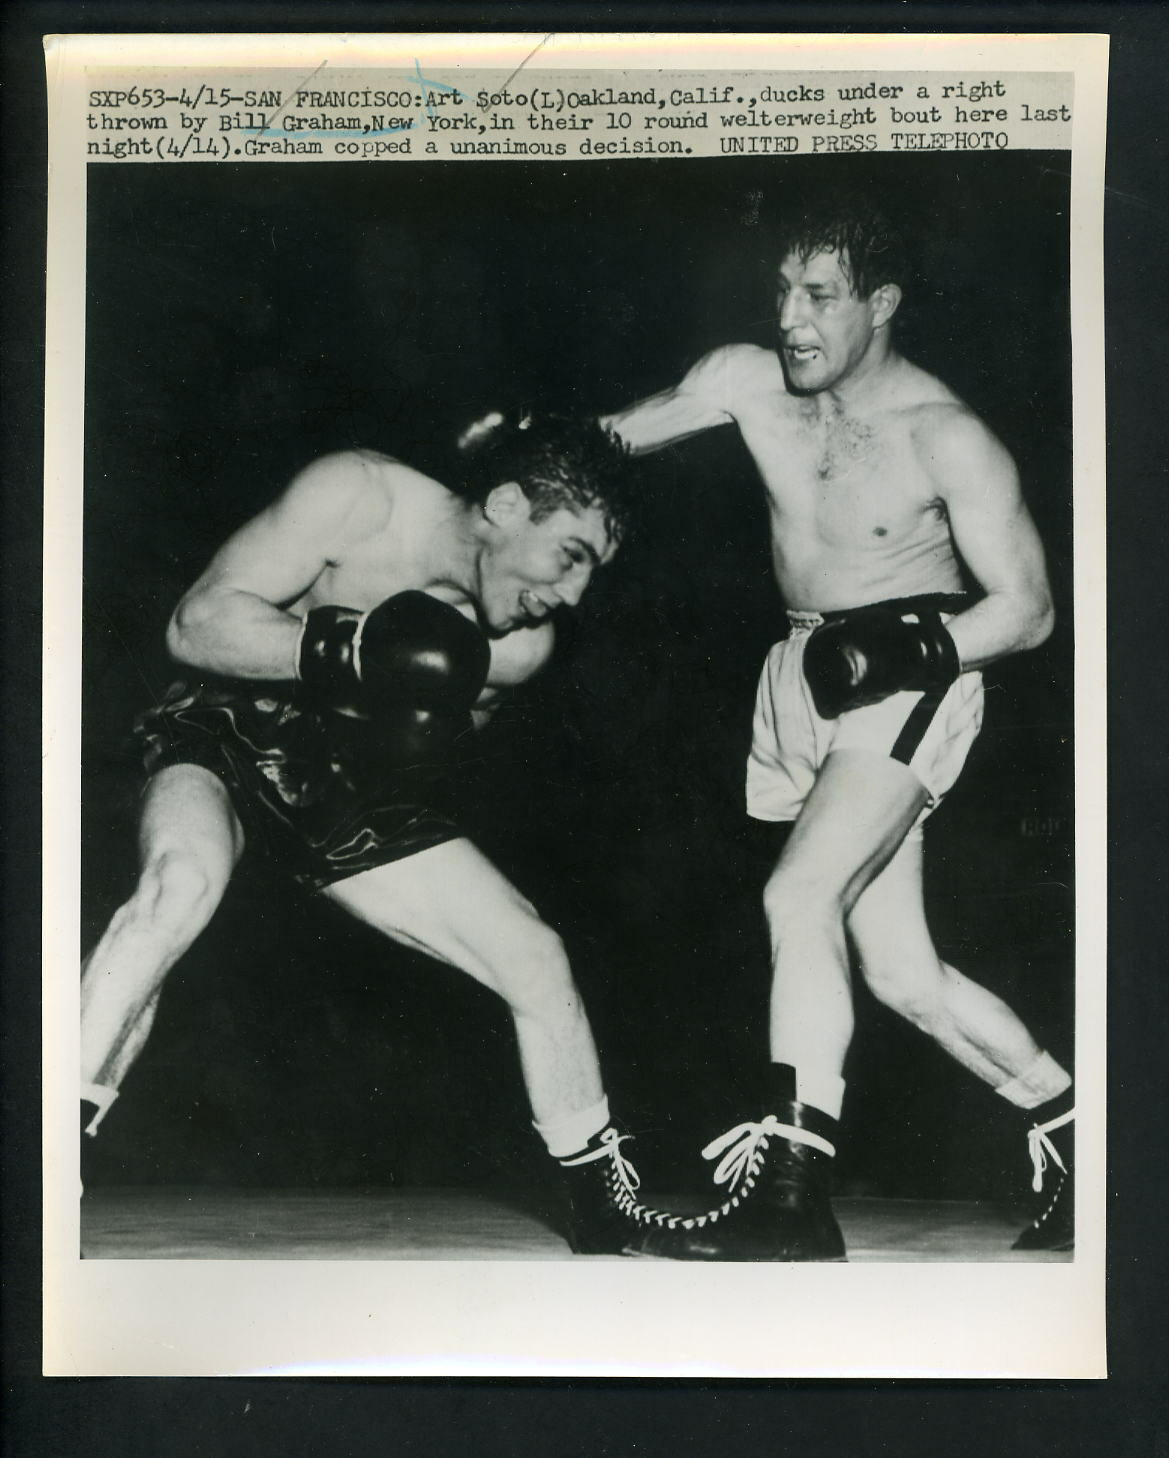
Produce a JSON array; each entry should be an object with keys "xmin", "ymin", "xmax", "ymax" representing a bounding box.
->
[{"xmin": 80, "ymin": 149, "xmax": 1074, "ymax": 1203}]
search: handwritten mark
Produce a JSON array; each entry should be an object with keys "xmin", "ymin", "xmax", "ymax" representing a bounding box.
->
[
  {"xmin": 481, "ymin": 33, "xmax": 554, "ymax": 107},
  {"xmin": 244, "ymin": 59, "xmax": 463, "ymax": 140},
  {"xmin": 260, "ymin": 59, "xmax": 329, "ymax": 136},
  {"xmin": 414, "ymin": 56, "xmax": 463, "ymax": 116}
]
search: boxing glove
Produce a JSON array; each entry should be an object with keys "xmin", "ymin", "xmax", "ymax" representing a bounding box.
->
[
  {"xmin": 298, "ymin": 591, "xmax": 490, "ymax": 720},
  {"xmin": 802, "ymin": 605, "xmax": 960, "ymax": 719}
]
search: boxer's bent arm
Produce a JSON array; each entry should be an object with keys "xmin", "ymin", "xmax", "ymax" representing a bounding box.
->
[
  {"xmin": 601, "ymin": 345, "xmax": 743, "ymax": 455},
  {"xmin": 167, "ymin": 452, "xmax": 382, "ymax": 679},
  {"xmin": 922, "ymin": 409, "xmax": 1054, "ymax": 669},
  {"xmin": 469, "ymin": 621, "xmax": 557, "ymax": 726}
]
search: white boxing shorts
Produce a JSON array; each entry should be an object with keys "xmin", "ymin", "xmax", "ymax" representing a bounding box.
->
[{"xmin": 746, "ymin": 597, "xmax": 984, "ymax": 836}]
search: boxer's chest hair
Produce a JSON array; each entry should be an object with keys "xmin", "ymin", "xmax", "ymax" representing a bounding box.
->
[
  {"xmin": 795, "ymin": 397, "xmax": 880, "ymax": 483},
  {"xmin": 746, "ymin": 391, "xmax": 881, "ymax": 486},
  {"xmin": 747, "ymin": 397, "xmax": 939, "ymax": 545}
]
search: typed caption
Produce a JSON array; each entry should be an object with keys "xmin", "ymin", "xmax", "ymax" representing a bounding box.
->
[{"xmin": 81, "ymin": 67, "xmax": 1074, "ymax": 162}]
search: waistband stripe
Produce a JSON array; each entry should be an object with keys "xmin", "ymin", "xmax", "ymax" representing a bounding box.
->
[{"xmin": 786, "ymin": 592, "xmax": 971, "ymax": 631}]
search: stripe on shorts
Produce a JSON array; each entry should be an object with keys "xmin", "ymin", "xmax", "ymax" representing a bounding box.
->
[{"xmin": 889, "ymin": 688, "xmax": 945, "ymax": 766}]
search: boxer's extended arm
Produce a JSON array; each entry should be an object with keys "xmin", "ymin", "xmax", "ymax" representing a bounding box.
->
[
  {"xmin": 924, "ymin": 410, "xmax": 1054, "ymax": 669},
  {"xmin": 167, "ymin": 452, "xmax": 379, "ymax": 678},
  {"xmin": 601, "ymin": 345, "xmax": 745, "ymax": 454}
]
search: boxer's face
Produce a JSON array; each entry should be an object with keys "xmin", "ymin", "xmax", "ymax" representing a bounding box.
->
[
  {"xmin": 775, "ymin": 248, "xmax": 897, "ymax": 394},
  {"xmin": 479, "ymin": 486, "xmax": 616, "ymax": 632}
]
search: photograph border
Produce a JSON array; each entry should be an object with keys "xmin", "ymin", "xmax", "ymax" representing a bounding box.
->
[{"xmin": 6, "ymin": 0, "xmax": 1167, "ymax": 1451}]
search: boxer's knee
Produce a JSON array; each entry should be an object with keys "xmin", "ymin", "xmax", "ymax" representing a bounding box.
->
[
  {"xmin": 127, "ymin": 847, "xmax": 224, "ymax": 943},
  {"xmin": 494, "ymin": 919, "xmax": 581, "ymax": 1023},
  {"xmin": 857, "ymin": 954, "xmax": 942, "ymax": 1030},
  {"xmin": 762, "ymin": 865, "xmax": 848, "ymax": 943}
]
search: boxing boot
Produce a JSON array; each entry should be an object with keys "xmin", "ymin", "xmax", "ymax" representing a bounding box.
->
[
  {"xmin": 1013, "ymin": 1099, "xmax": 1074, "ymax": 1251},
  {"xmin": 557, "ymin": 1124, "xmax": 680, "ymax": 1256},
  {"xmin": 637, "ymin": 1067, "xmax": 846, "ymax": 1262}
]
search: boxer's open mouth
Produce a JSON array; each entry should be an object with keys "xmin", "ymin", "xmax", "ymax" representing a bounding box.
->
[{"xmin": 519, "ymin": 590, "xmax": 552, "ymax": 622}]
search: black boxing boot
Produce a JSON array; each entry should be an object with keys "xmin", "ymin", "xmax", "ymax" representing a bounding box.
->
[
  {"xmin": 1013, "ymin": 1093, "xmax": 1074, "ymax": 1251},
  {"xmin": 556, "ymin": 1125, "xmax": 678, "ymax": 1256},
  {"xmin": 637, "ymin": 1065, "xmax": 846, "ymax": 1262}
]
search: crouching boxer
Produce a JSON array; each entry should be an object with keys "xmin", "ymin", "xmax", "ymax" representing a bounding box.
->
[
  {"xmin": 605, "ymin": 191, "xmax": 1074, "ymax": 1258},
  {"xmin": 79, "ymin": 414, "xmax": 677, "ymax": 1255}
]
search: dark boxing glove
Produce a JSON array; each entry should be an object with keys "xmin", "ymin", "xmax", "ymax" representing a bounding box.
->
[
  {"xmin": 802, "ymin": 604, "xmax": 960, "ymax": 719},
  {"xmin": 298, "ymin": 591, "xmax": 490, "ymax": 722}
]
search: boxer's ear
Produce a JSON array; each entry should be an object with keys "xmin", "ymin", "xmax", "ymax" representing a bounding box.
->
[
  {"xmin": 870, "ymin": 283, "xmax": 901, "ymax": 329},
  {"xmin": 483, "ymin": 481, "xmax": 529, "ymax": 525}
]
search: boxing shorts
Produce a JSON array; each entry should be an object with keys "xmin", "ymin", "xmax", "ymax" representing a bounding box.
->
[
  {"xmin": 135, "ymin": 678, "xmax": 469, "ymax": 891},
  {"xmin": 745, "ymin": 594, "xmax": 984, "ymax": 836}
]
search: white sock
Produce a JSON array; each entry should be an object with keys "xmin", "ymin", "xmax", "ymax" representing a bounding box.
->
[
  {"xmin": 788, "ymin": 1067, "xmax": 845, "ymax": 1122},
  {"xmin": 534, "ymin": 1094, "xmax": 611, "ymax": 1159},
  {"xmin": 994, "ymin": 1051, "xmax": 1072, "ymax": 1111},
  {"xmin": 81, "ymin": 1081, "xmax": 119, "ymax": 1135}
]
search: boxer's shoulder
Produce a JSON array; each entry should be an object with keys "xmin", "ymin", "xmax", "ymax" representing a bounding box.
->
[
  {"xmin": 273, "ymin": 449, "xmax": 396, "ymax": 534},
  {"xmin": 292, "ymin": 450, "xmax": 462, "ymax": 541},
  {"xmin": 891, "ymin": 363, "xmax": 970, "ymax": 433},
  {"xmin": 688, "ymin": 342, "xmax": 780, "ymax": 400},
  {"xmin": 904, "ymin": 395, "xmax": 1014, "ymax": 496},
  {"xmin": 289, "ymin": 448, "xmax": 444, "ymax": 498}
]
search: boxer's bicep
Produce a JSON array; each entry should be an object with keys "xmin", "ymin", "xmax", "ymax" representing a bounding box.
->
[
  {"xmin": 931, "ymin": 414, "xmax": 1054, "ymax": 659},
  {"xmin": 168, "ymin": 453, "xmax": 377, "ymax": 675},
  {"xmin": 940, "ymin": 426, "xmax": 1046, "ymax": 596},
  {"xmin": 602, "ymin": 346, "xmax": 743, "ymax": 455},
  {"xmin": 197, "ymin": 454, "xmax": 376, "ymax": 604}
]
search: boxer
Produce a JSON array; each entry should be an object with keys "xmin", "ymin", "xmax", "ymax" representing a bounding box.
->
[
  {"xmin": 79, "ymin": 414, "xmax": 682, "ymax": 1255},
  {"xmin": 604, "ymin": 192, "xmax": 1074, "ymax": 1258}
]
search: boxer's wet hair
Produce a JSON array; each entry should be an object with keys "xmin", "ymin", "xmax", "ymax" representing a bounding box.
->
[
  {"xmin": 774, "ymin": 190, "xmax": 910, "ymax": 301},
  {"xmin": 458, "ymin": 410, "xmax": 635, "ymax": 544}
]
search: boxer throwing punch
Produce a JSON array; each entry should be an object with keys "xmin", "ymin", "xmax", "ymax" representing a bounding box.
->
[
  {"xmin": 604, "ymin": 193, "xmax": 1073, "ymax": 1259},
  {"xmin": 80, "ymin": 415, "xmax": 674, "ymax": 1255}
]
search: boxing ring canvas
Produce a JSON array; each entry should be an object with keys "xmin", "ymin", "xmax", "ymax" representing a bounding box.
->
[{"xmin": 43, "ymin": 33, "xmax": 1108, "ymax": 1377}]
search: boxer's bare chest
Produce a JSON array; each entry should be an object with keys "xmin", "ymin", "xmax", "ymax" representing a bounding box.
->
[
  {"xmin": 305, "ymin": 496, "xmax": 552, "ymax": 695},
  {"xmin": 743, "ymin": 390, "xmax": 950, "ymax": 546},
  {"xmin": 309, "ymin": 529, "xmax": 429, "ymax": 614}
]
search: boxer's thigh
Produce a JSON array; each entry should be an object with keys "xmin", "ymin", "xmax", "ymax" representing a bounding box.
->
[
  {"xmin": 832, "ymin": 672, "xmax": 984, "ymax": 812},
  {"xmin": 772, "ymin": 749, "xmax": 928, "ymax": 910},
  {"xmin": 322, "ymin": 837, "xmax": 566, "ymax": 1000}
]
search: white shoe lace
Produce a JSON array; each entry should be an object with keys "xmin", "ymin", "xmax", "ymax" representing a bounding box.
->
[
  {"xmin": 561, "ymin": 1128, "xmax": 686, "ymax": 1231},
  {"xmin": 702, "ymin": 1116, "xmax": 837, "ymax": 1194},
  {"xmin": 560, "ymin": 1116, "xmax": 838, "ymax": 1235},
  {"xmin": 1026, "ymin": 1108, "xmax": 1074, "ymax": 1193},
  {"xmin": 560, "ymin": 1126, "xmax": 642, "ymax": 1191}
]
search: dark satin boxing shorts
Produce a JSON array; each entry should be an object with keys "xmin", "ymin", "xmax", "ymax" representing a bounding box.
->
[{"xmin": 135, "ymin": 679, "xmax": 469, "ymax": 892}]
